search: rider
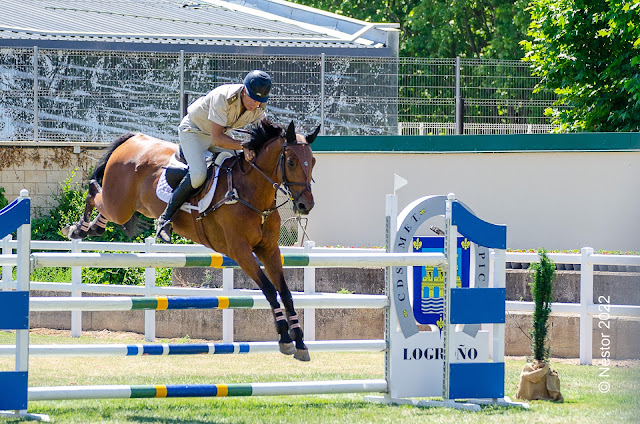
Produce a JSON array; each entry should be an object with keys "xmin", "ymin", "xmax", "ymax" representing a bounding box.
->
[{"xmin": 155, "ymin": 70, "xmax": 272, "ymax": 243}]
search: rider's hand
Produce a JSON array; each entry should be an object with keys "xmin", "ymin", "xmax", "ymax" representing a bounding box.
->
[{"xmin": 243, "ymin": 147, "xmax": 255, "ymax": 162}]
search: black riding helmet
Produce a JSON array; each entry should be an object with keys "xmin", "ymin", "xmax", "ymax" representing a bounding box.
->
[{"xmin": 243, "ymin": 70, "xmax": 271, "ymax": 102}]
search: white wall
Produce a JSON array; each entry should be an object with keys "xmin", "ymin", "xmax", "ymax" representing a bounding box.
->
[{"xmin": 307, "ymin": 151, "xmax": 640, "ymax": 251}]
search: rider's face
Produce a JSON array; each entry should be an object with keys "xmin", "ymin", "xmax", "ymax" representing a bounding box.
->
[{"xmin": 242, "ymin": 89, "xmax": 263, "ymax": 111}]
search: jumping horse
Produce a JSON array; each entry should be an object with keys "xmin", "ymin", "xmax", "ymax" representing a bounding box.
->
[{"xmin": 63, "ymin": 119, "xmax": 319, "ymax": 361}]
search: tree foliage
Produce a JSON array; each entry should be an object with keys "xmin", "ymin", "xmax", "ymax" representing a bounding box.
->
[
  {"xmin": 523, "ymin": 0, "xmax": 640, "ymax": 131},
  {"xmin": 406, "ymin": 0, "xmax": 530, "ymax": 59},
  {"xmin": 290, "ymin": 0, "xmax": 530, "ymax": 59}
]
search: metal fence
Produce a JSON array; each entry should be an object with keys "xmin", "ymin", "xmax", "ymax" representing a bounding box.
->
[{"xmin": 0, "ymin": 47, "xmax": 563, "ymax": 141}]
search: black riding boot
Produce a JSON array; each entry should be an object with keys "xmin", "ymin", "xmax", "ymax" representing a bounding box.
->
[{"xmin": 155, "ymin": 175, "xmax": 197, "ymax": 243}]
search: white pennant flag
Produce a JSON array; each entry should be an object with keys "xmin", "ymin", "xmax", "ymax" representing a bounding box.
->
[{"xmin": 393, "ymin": 173, "xmax": 408, "ymax": 194}]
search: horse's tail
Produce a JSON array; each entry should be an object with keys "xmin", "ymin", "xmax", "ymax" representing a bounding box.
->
[{"xmin": 91, "ymin": 132, "xmax": 137, "ymax": 184}]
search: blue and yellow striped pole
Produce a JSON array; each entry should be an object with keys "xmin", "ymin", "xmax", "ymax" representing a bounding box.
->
[
  {"xmin": 130, "ymin": 296, "xmax": 254, "ymax": 310},
  {"xmin": 130, "ymin": 383, "xmax": 253, "ymax": 398},
  {"xmin": 28, "ymin": 380, "xmax": 388, "ymax": 400}
]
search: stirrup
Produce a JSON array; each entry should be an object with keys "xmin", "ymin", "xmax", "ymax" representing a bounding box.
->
[{"xmin": 155, "ymin": 219, "xmax": 173, "ymax": 243}]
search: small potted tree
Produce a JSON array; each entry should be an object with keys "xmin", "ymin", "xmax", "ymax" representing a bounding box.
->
[{"xmin": 516, "ymin": 248, "xmax": 564, "ymax": 401}]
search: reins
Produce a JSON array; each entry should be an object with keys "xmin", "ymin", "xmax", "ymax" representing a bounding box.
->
[{"xmin": 199, "ymin": 137, "xmax": 311, "ymax": 223}]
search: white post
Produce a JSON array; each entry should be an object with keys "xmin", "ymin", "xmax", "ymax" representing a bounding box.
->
[
  {"xmin": 144, "ymin": 237, "xmax": 156, "ymax": 342},
  {"xmin": 1, "ymin": 235, "xmax": 12, "ymax": 291},
  {"xmin": 15, "ymin": 190, "xmax": 31, "ymax": 415},
  {"xmin": 492, "ymin": 248, "xmax": 506, "ymax": 364},
  {"xmin": 488, "ymin": 250, "xmax": 495, "ymax": 360},
  {"xmin": 384, "ymin": 193, "xmax": 398, "ymax": 398},
  {"xmin": 222, "ymin": 268, "xmax": 234, "ymax": 342},
  {"xmin": 443, "ymin": 193, "xmax": 457, "ymax": 400},
  {"xmin": 580, "ymin": 247, "xmax": 594, "ymax": 365},
  {"xmin": 70, "ymin": 239, "xmax": 82, "ymax": 337},
  {"xmin": 303, "ymin": 240, "xmax": 316, "ymax": 341}
]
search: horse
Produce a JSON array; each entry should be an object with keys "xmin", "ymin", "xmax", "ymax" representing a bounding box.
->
[{"xmin": 63, "ymin": 119, "xmax": 319, "ymax": 361}]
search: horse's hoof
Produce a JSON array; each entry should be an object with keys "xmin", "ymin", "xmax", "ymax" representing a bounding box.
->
[
  {"xmin": 61, "ymin": 225, "xmax": 81, "ymax": 240},
  {"xmin": 294, "ymin": 348, "xmax": 310, "ymax": 362},
  {"xmin": 279, "ymin": 342, "xmax": 295, "ymax": 355}
]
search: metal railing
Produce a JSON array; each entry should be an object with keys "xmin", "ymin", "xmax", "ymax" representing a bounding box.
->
[{"xmin": 0, "ymin": 48, "xmax": 564, "ymax": 140}]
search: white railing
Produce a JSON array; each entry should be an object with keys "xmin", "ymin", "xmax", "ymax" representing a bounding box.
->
[
  {"xmin": 1, "ymin": 236, "xmax": 638, "ymax": 364},
  {"xmin": 398, "ymin": 122, "xmax": 556, "ymax": 135},
  {"xmin": 0, "ymin": 236, "xmax": 379, "ymax": 344},
  {"xmin": 505, "ymin": 248, "xmax": 640, "ymax": 365}
]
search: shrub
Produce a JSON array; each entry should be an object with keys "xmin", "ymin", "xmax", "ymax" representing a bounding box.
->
[
  {"xmin": 529, "ymin": 248, "xmax": 556, "ymax": 362},
  {"xmin": 0, "ymin": 187, "xmax": 8, "ymax": 209}
]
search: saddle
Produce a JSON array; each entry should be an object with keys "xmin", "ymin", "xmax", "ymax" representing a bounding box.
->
[
  {"xmin": 163, "ymin": 147, "xmax": 229, "ymax": 191},
  {"xmin": 159, "ymin": 148, "xmax": 239, "ymax": 249},
  {"xmin": 155, "ymin": 149, "xmax": 234, "ymax": 213}
]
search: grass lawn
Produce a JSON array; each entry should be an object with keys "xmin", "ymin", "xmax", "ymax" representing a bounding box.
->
[{"xmin": 0, "ymin": 330, "xmax": 638, "ymax": 424}]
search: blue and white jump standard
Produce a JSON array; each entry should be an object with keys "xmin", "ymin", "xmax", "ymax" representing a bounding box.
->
[
  {"xmin": 0, "ymin": 190, "xmax": 49, "ymax": 421},
  {"xmin": 0, "ymin": 191, "xmax": 527, "ymax": 418},
  {"xmin": 364, "ymin": 193, "xmax": 528, "ymax": 411}
]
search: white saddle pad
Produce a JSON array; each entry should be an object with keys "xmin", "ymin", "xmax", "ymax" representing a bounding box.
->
[{"xmin": 155, "ymin": 152, "xmax": 231, "ymax": 214}]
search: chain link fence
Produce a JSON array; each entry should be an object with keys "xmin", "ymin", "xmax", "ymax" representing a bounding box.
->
[
  {"xmin": 0, "ymin": 48, "xmax": 565, "ymax": 246},
  {"xmin": 0, "ymin": 48, "xmax": 564, "ymax": 143}
]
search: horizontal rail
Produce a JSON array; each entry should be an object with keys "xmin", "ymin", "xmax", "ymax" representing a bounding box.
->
[
  {"xmin": 30, "ymin": 252, "xmax": 446, "ymax": 269},
  {"xmin": 0, "ymin": 340, "xmax": 387, "ymax": 356},
  {"xmin": 25, "ymin": 282, "xmax": 271, "ymax": 297},
  {"xmin": 5, "ymin": 239, "xmax": 382, "ymax": 254},
  {"xmin": 17, "ymin": 283, "xmax": 640, "ymax": 318},
  {"xmin": 28, "ymin": 379, "xmax": 389, "ymax": 400},
  {"xmin": 0, "ymin": 254, "xmax": 17, "ymax": 266},
  {"xmin": 588, "ymin": 254, "xmax": 640, "ymax": 266},
  {"xmin": 1, "ymin": 250, "xmax": 633, "ymax": 268},
  {"xmin": 505, "ymin": 252, "xmax": 640, "ymax": 266},
  {"xmin": 30, "ymin": 294, "xmax": 389, "ymax": 311},
  {"xmin": 506, "ymin": 301, "xmax": 640, "ymax": 317}
]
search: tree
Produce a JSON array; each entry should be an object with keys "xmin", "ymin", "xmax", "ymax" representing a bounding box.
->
[
  {"xmin": 522, "ymin": 0, "xmax": 640, "ymax": 131},
  {"xmin": 289, "ymin": 0, "xmax": 530, "ymax": 59},
  {"xmin": 406, "ymin": 0, "xmax": 530, "ymax": 59}
]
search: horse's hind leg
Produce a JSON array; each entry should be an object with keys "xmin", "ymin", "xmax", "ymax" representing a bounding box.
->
[
  {"xmin": 62, "ymin": 180, "xmax": 104, "ymax": 240},
  {"xmin": 86, "ymin": 213, "xmax": 109, "ymax": 237}
]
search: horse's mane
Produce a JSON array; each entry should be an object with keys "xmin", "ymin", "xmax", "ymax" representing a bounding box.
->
[
  {"xmin": 243, "ymin": 119, "xmax": 285, "ymax": 155},
  {"xmin": 91, "ymin": 132, "xmax": 137, "ymax": 184}
]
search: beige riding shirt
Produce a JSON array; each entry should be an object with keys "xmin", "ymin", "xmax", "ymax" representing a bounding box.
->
[{"xmin": 186, "ymin": 84, "xmax": 266, "ymax": 135}]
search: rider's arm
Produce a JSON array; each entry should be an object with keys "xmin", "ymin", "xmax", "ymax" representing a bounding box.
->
[{"xmin": 210, "ymin": 121, "xmax": 255, "ymax": 161}]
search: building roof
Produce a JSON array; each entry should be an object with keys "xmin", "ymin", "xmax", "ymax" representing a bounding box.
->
[{"xmin": 0, "ymin": 0, "xmax": 399, "ymax": 56}]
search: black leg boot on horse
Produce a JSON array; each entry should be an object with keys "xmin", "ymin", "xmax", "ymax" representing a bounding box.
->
[{"xmin": 155, "ymin": 174, "xmax": 198, "ymax": 243}]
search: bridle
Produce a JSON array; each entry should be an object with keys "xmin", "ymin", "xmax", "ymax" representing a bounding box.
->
[
  {"xmin": 244, "ymin": 136, "xmax": 313, "ymax": 213},
  {"xmin": 276, "ymin": 141, "xmax": 313, "ymax": 204}
]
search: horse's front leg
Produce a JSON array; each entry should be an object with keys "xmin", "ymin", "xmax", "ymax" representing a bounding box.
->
[
  {"xmin": 231, "ymin": 250, "xmax": 295, "ymax": 356},
  {"xmin": 256, "ymin": 247, "xmax": 309, "ymax": 362}
]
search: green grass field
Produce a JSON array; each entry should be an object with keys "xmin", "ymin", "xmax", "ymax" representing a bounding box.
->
[{"xmin": 1, "ymin": 330, "xmax": 638, "ymax": 424}]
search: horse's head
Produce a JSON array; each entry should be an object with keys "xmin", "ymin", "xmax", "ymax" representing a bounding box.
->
[
  {"xmin": 247, "ymin": 119, "xmax": 319, "ymax": 215},
  {"xmin": 281, "ymin": 121, "xmax": 319, "ymax": 215}
]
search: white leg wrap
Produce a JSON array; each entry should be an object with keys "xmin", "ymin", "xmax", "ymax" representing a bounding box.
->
[
  {"xmin": 273, "ymin": 308, "xmax": 286, "ymax": 321},
  {"xmin": 96, "ymin": 215, "xmax": 108, "ymax": 227}
]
